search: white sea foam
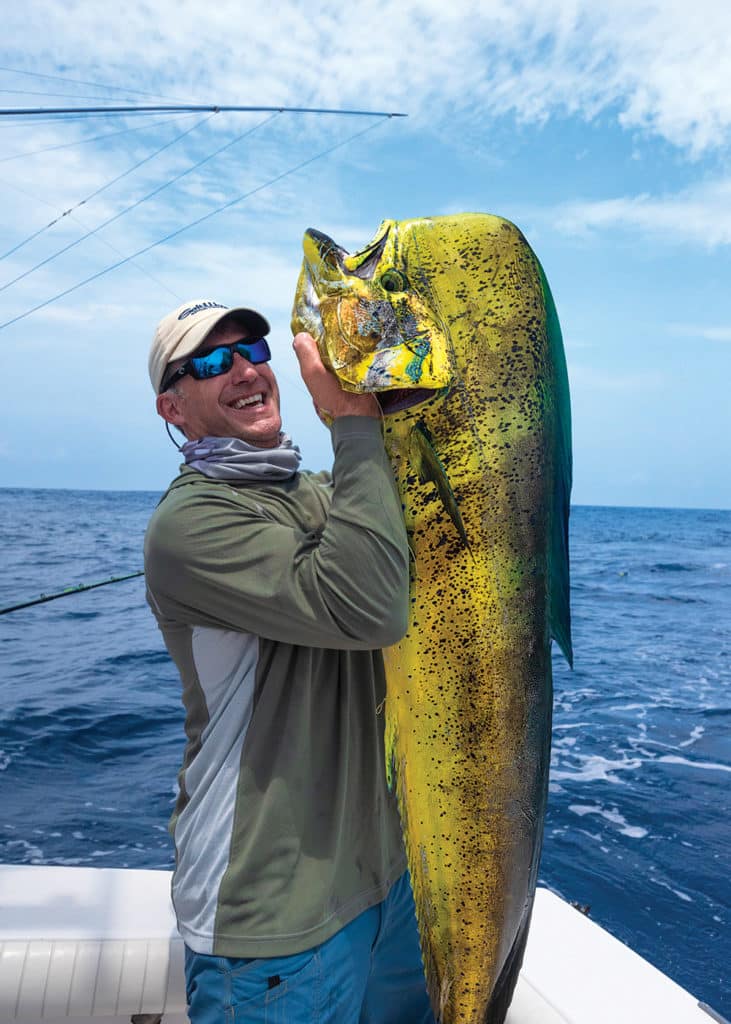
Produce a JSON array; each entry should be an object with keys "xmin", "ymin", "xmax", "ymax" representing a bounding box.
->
[
  {"xmin": 649, "ymin": 876, "xmax": 694, "ymax": 903},
  {"xmin": 576, "ymin": 828, "xmax": 604, "ymax": 843},
  {"xmin": 569, "ymin": 803, "xmax": 648, "ymax": 838},
  {"xmin": 3, "ymin": 838, "xmax": 43, "ymax": 862},
  {"xmin": 657, "ymin": 754, "xmax": 731, "ymax": 773},
  {"xmin": 0, "ymin": 750, "xmax": 10, "ymax": 771},
  {"xmin": 678, "ymin": 725, "xmax": 705, "ymax": 748},
  {"xmin": 629, "ymin": 737, "xmax": 677, "ymax": 754},
  {"xmin": 551, "ymin": 752, "xmax": 644, "ymax": 784}
]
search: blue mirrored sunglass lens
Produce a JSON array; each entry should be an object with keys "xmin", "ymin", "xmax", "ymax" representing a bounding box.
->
[
  {"xmin": 189, "ymin": 339, "xmax": 271, "ymax": 379},
  {"xmin": 233, "ymin": 338, "xmax": 271, "ymax": 364},
  {"xmin": 190, "ymin": 348, "xmax": 232, "ymax": 378}
]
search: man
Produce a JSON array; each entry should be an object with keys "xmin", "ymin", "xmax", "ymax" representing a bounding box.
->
[{"xmin": 144, "ymin": 300, "xmax": 436, "ymax": 1023}]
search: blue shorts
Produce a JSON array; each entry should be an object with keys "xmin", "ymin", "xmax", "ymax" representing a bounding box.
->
[{"xmin": 184, "ymin": 871, "xmax": 436, "ymax": 1023}]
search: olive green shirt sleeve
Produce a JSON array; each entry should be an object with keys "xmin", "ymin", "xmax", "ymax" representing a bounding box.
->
[{"xmin": 144, "ymin": 416, "xmax": 409, "ymax": 650}]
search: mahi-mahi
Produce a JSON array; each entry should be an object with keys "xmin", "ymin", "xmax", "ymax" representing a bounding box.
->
[{"xmin": 291, "ymin": 213, "xmax": 572, "ymax": 1024}]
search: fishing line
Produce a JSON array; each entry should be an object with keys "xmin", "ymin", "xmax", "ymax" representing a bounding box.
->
[
  {"xmin": 1, "ymin": 112, "xmax": 187, "ymax": 125},
  {"xmin": 0, "ymin": 86, "xmax": 155, "ymax": 103},
  {"xmin": 0, "ymin": 174, "xmax": 183, "ymax": 301},
  {"xmin": 0, "ymin": 115, "xmax": 122, "ymax": 128},
  {"xmin": 0, "ymin": 113, "xmax": 215, "ymax": 265},
  {"xmin": 0, "ymin": 64, "xmax": 191, "ymax": 103},
  {"xmin": 0, "ymin": 114, "xmax": 392, "ymax": 333},
  {"xmin": 0, "ymin": 113, "xmax": 196, "ymax": 164},
  {"xmin": 0, "ymin": 110, "xmax": 278, "ymax": 293},
  {"xmin": 0, "ymin": 571, "xmax": 144, "ymax": 616}
]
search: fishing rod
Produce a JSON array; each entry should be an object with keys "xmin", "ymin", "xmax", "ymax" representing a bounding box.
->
[
  {"xmin": 0, "ymin": 104, "xmax": 407, "ymax": 118},
  {"xmin": 0, "ymin": 571, "xmax": 144, "ymax": 615}
]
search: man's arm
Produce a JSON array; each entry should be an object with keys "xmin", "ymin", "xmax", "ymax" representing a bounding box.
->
[{"xmin": 145, "ymin": 337, "xmax": 409, "ymax": 651}]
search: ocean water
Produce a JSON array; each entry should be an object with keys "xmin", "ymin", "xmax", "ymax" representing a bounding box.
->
[{"xmin": 1, "ymin": 489, "xmax": 729, "ymax": 1016}]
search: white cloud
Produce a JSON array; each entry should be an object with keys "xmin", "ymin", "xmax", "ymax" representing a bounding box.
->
[
  {"xmin": 568, "ymin": 364, "xmax": 666, "ymax": 393},
  {"xmin": 668, "ymin": 323, "xmax": 731, "ymax": 343},
  {"xmin": 2, "ymin": 0, "xmax": 731, "ymax": 154},
  {"xmin": 31, "ymin": 300, "xmax": 144, "ymax": 326},
  {"xmin": 148, "ymin": 238, "xmax": 304, "ymax": 313},
  {"xmin": 545, "ymin": 179, "xmax": 731, "ymax": 246}
]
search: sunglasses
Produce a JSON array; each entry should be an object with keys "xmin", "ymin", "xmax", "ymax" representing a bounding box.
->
[{"xmin": 160, "ymin": 338, "xmax": 272, "ymax": 393}]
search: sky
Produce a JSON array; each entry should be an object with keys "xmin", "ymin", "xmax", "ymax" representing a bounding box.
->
[{"xmin": 1, "ymin": 0, "xmax": 730, "ymax": 508}]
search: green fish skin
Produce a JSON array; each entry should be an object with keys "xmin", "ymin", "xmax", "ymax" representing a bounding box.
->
[{"xmin": 292, "ymin": 213, "xmax": 572, "ymax": 1024}]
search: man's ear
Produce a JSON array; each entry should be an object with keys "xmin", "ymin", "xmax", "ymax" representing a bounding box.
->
[{"xmin": 156, "ymin": 390, "xmax": 186, "ymax": 429}]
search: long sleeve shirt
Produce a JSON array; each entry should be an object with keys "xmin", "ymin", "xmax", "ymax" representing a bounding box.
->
[{"xmin": 143, "ymin": 417, "xmax": 409, "ymax": 956}]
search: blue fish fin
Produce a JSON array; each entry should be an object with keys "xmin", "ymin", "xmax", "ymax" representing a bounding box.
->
[
  {"xmin": 539, "ymin": 262, "xmax": 573, "ymax": 668},
  {"xmin": 409, "ymin": 421, "xmax": 471, "ymax": 552}
]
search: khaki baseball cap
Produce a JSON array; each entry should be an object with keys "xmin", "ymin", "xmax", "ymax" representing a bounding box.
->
[{"xmin": 149, "ymin": 299, "xmax": 270, "ymax": 393}]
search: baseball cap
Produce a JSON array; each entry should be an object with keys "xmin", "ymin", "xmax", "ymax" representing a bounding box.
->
[{"xmin": 149, "ymin": 299, "xmax": 270, "ymax": 393}]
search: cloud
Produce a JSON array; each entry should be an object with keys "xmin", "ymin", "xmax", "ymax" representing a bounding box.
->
[
  {"xmin": 568, "ymin": 364, "xmax": 666, "ymax": 394},
  {"xmin": 544, "ymin": 179, "xmax": 731, "ymax": 246},
  {"xmin": 668, "ymin": 323, "xmax": 731, "ymax": 343},
  {"xmin": 2, "ymin": 1, "xmax": 731, "ymax": 155},
  {"xmin": 149, "ymin": 238, "xmax": 304, "ymax": 315}
]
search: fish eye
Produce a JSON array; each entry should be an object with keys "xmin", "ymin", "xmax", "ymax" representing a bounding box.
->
[{"xmin": 380, "ymin": 269, "xmax": 409, "ymax": 293}]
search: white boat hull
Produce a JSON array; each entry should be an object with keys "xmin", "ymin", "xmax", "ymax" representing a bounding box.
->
[{"xmin": 0, "ymin": 865, "xmax": 719, "ymax": 1023}]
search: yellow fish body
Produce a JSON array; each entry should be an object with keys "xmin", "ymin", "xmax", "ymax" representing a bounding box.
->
[{"xmin": 292, "ymin": 213, "xmax": 572, "ymax": 1024}]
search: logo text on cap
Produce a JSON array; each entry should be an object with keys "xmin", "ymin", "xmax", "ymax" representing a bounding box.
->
[{"xmin": 178, "ymin": 302, "xmax": 228, "ymax": 320}]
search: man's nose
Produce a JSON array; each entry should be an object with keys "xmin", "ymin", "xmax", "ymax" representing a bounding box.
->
[{"xmin": 230, "ymin": 351, "xmax": 258, "ymax": 380}]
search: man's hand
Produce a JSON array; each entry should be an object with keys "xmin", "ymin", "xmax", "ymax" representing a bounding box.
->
[{"xmin": 293, "ymin": 332, "xmax": 380, "ymax": 421}]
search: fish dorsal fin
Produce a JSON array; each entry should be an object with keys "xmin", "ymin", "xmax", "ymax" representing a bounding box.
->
[
  {"xmin": 409, "ymin": 421, "xmax": 471, "ymax": 552},
  {"xmin": 342, "ymin": 223, "xmax": 391, "ymax": 280}
]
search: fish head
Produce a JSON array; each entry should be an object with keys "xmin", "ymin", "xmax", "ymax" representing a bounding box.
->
[{"xmin": 292, "ymin": 219, "xmax": 454, "ymax": 415}]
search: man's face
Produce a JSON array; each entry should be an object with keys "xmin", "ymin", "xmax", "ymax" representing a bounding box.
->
[{"xmin": 158, "ymin": 319, "xmax": 282, "ymax": 447}]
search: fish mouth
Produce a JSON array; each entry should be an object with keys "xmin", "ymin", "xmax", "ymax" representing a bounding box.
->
[{"xmin": 376, "ymin": 387, "xmax": 444, "ymax": 414}]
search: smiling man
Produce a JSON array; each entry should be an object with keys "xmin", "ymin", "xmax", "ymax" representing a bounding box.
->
[
  {"xmin": 143, "ymin": 300, "xmax": 436, "ymax": 1024},
  {"xmin": 153, "ymin": 302, "xmax": 283, "ymax": 448}
]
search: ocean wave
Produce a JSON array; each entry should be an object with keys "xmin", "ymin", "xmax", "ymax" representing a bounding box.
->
[
  {"xmin": 656, "ymin": 754, "xmax": 731, "ymax": 773},
  {"xmin": 0, "ymin": 837, "xmax": 44, "ymax": 862},
  {"xmin": 678, "ymin": 725, "xmax": 706, "ymax": 747},
  {"xmin": 550, "ymin": 752, "xmax": 644, "ymax": 784},
  {"xmin": 568, "ymin": 803, "xmax": 648, "ymax": 839},
  {"xmin": 649, "ymin": 874, "xmax": 694, "ymax": 904},
  {"xmin": 98, "ymin": 649, "xmax": 173, "ymax": 668}
]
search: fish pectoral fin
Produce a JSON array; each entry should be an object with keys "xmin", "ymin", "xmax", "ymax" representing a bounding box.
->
[{"xmin": 409, "ymin": 421, "xmax": 471, "ymax": 552}]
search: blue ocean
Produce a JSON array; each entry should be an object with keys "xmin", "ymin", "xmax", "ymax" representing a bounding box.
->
[{"xmin": 1, "ymin": 489, "xmax": 729, "ymax": 1017}]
